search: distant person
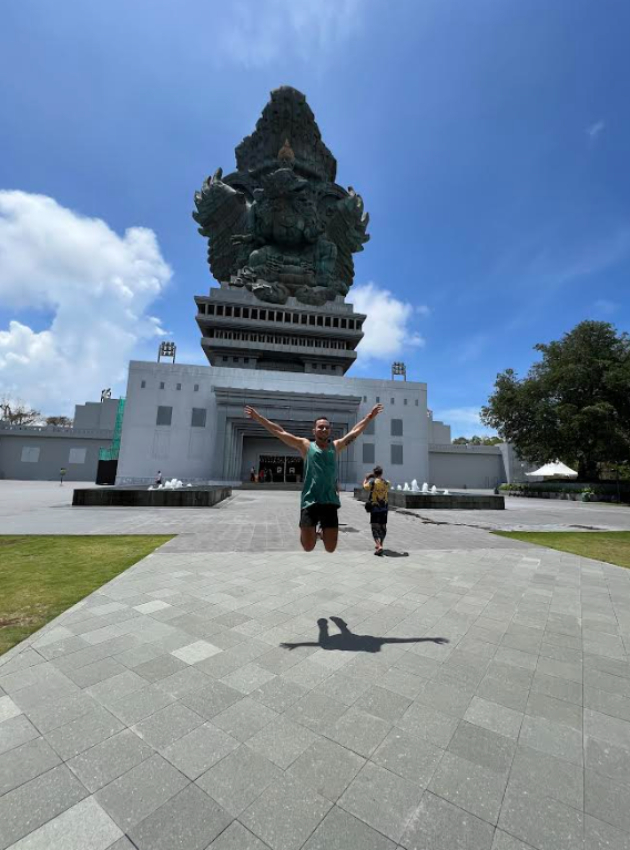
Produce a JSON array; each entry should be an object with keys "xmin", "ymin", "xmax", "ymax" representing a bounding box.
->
[
  {"xmin": 250, "ymin": 466, "xmax": 256, "ymax": 482},
  {"xmin": 59, "ymin": 467, "xmax": 67, "ymax": 486},
  {"xmin": 258, "ymin": 468, "xmax": 265, "ymax": 484},
  {"xmin": 245, "ymin": 403, "xmax": 384, "ymax": 552},
  {"xmin": 155, "ymin": 470, "xmax": 163, "ymax": 486},
  {"xmin": 363, "ymin": 465, "xmax": 390, "ymax": 556}
]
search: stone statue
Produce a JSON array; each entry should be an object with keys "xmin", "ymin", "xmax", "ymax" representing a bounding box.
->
[{"xmin": 193, "ymin": 86, "xmax": 369, "ymax": 306}]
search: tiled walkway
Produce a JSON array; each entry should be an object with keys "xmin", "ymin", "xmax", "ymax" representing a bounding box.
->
[{"xmin": 1, "ymin": 487, "xmax": 630, "ymax": 849}]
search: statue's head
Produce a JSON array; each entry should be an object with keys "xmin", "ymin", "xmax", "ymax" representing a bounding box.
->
[{"xmin": 260, "ymin": 167, "xmax": 308, "ymax": 200}]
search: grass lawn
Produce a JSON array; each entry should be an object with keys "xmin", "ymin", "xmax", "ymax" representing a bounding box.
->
[
  {"xmin": 0, "ymin": 535, "xmax": 173, "ymax": 656},
  {"xmin": 494, "ymin": 530, "xmax": 630, "ymax": 569}
]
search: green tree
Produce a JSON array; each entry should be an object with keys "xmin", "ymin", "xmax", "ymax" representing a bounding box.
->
[
  {"xmin": 452, "ymin": 435, "xmax": 502, "ymax": 446},
  {"xmin": 0, "ymin": 397, "xmax": 42, "ymax": 425},
  {"xmin": 481, "ymin": 321, "xmax": 630, "ymax": 480}
]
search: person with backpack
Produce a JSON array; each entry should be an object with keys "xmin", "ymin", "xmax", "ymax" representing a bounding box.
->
[{"xmin": 363, "ymin": 465, "xmax": 390, "ymax": 556}]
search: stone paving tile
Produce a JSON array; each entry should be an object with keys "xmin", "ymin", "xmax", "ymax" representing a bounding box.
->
[
  {"xmin": 285, "ymin": 737, "xmax": 365, "ymax": 802},
  {"xmin": 0, "ymin": 764, "xmax": 87, "ymax": 850},
  {"xmin": 326, "ymin": 708, "xmax": 391, "ymax": 758},
  {"xmin": 208, "ymin": 821, "xmax": 272, "ymax": 849},
  {"xmin": 585, "ymin": 768, "xmax": 630, "ymax": 834},
  {"xmin": 0, "ymin": 737, "xmax": 60, "ymax": 797},
  {"xmin": 338, "ymin": 761, "xmax": 423, "ymax": 843},
  {"xmin": 448, "ymin": 721, "xmax": 516, "ymax": 775},
  {"xmin": 245, "ymin": 716, "xmax": 318, "ymax": 769},
  {"xmin": 508, "ymin": 744, "xmax": 584, "ymax": 810},
  {"xmin": 302, "ymin": 805, "xmax": 396, "ymax": 850},
  {"xmin": 107, "ymin": 683, "xmax": 177, "ymax": 725},
  {"xmin": 0, "ymin": 696, "xmax": 22, "ymax": 723},
  {"xmin": 525, "ymin": 690, "xmax": 582, "ymax": 731},
  {"xmin": 584, "ymin": 735, "xmax": 630, "ymax": 788},
  {"xmin": 162, "ymin": 722, "xmax": 240, "ymax": 779},
  {"xmin": 249, "ymin": 677, "xmax": 307, "ymax": 712},
  {"xmin": 0, "ymin": 715, "xmax": 39, "ymax": 757},
  {"xmin": 518, "ymin": 715, "xmax": 583, "ymax": 765},
  {"xmin": 491, "ymin": 830, "xmax": 537, "ymax": 849},
  {"xmin": 584, "ymin": 814, "xmax": 630, "ymax": 850},
  {"xmin": 66, "ymin": 728, "xmax": 153, "ymax": 792},
  {"xmin": 284, "ymin": 689, "xmax": 347, "ymax": 734},
  {"xmin": 212, "ymin": 697, "xmax": 278, "ymax": 742},
  {"xmin": 530, "ymin": 670, "xmax": 583, "ymax": 705},
  {"xmin": 4, "ymin": 796, "xmax": 122, "ymax": 850},
  {"xmin": 94, "ymin": 753, "xmax": 189, "ymax": 832},
  {"xmin": 240, "ymin": 775, "xmax": 332, "ymax": 850},
  {"xmin": 498, "ymin": 783, "xmax": 583, "ymax": 850},
  {"xmin": 428, "ymin": 750, "xmax": 508, "ymax": 825},
  {"xmin": 134, "ymin": 653, "xmax": 189, "ymax": 683},
  {"xmin": 132, "ymin": 701, "xmax": 204, "ymax": 750},
  {"xmin": 196, "ymin": 746, "xmax": 283, "ymax": 817},
  {"xmin": 396, "ymin": 700, "xmax": 460, "ymax": 749},
  {"xmin": 43, "ymin": 705, "xmax": 125, "ymax": 761},
  {"xmin": 464, "ymin": 696, "xmax": 524, "ymax": 740},
  {"xmin": 7, "ymin": 490, "xmax": 630, "ymax": 849},
  {"xmin": 400, "ymin": 791, "xmax": 495, "ymax": 850},
  {"xmin": 127, "ymin": 783, "xmax": 232, "ymax": 850}
]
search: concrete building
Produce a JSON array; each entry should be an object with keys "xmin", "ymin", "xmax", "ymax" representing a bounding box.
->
[
  {"xmin": 0, "ymin": 398, "xmax": 119, "ymax": 482},
  {"xmin": 116, "ymin": 355, "xmax": 430, "ymax": 487}
]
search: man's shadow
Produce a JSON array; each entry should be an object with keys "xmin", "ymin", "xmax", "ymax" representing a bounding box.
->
[{"xmin": 280, "ymin": 617, "xmax": 449, "ymax": 654}]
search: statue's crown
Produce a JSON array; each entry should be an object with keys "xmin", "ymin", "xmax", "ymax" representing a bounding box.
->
[{"xmin": 235, "ymin": 87, "xmax": 337, "ymax": 183}]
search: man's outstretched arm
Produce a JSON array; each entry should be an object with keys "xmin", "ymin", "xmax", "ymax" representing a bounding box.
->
[
  {"xmin": 244, "ymin": 406, "xmax": 309, "ymax": 456},
  {"xmin": 334, "ymin": 403, "xmax": 384, "ymax": 452}
]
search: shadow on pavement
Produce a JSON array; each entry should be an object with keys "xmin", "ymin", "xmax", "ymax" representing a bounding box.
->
[{"xmin": 280, "ymin": 616, "xmax": 449, "ymax": 654}]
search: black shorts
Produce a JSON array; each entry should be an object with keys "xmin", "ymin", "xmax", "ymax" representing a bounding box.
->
[
  {"xmin": 300, "ymin": 503, "xmax": 339, "ymax": 529},
  {"xmin": 370, "ymin": 508, "xmax": 388, "ymax": 525}
]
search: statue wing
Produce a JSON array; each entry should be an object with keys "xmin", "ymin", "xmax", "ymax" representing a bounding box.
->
[
  {"xmin": 193, "ymin": 169, "xmax": 252, "ymax": 282},
  {"xmin": 321, "ymin": 186, "xmax": 370, "ymax": 290}
]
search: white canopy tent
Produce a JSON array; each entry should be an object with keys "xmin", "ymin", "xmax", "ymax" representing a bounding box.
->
[{"xmin": 526, "ymin": 460, "xmax": 578, "ymax": 479}]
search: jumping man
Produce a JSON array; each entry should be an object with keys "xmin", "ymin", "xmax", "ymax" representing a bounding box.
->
[{"xmin": 244, "ymin": 403, "xmax": 384, "ymax": 553}]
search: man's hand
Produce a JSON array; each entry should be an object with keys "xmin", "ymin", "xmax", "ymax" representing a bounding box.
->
[
  {"xmin": 367, "ymin": 403, "xmax": 384, "ymax": 419},
  {"xmin": 244, "ymin": 405, "xmax": 259, "ymax": 421}
]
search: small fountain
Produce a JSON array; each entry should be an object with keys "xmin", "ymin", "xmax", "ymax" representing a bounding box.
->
[
  {"xmin": 443, "ymin": 489, "xmax": 450, "ymax": 496},
  {"xmin": 411, "ymin": 479, "xmax": 420, "ymax": 492},
  {"xmin": 403, "ymin": 482, "xmax": 410, "ymax": 491},
  {"xmin": 430, "ymin": 485, "xmax": 438, "ymax": 494},
  {"xmin": 396, "ymin": 484, "xmax": 402, "ymax": 490},
  {"xmin": 421, "ymin": 482, "xmax": 429, "ymax": 494}
]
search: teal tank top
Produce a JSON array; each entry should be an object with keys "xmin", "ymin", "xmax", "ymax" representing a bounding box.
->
[{"xmin": 301, "ymin": 442, "xmax": 340, "ymax": 509}]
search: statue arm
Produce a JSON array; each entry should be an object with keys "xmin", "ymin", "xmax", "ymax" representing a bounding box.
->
[{"xmin": 193, "ymin": 169, "xmax": 248, "ymax": 232}]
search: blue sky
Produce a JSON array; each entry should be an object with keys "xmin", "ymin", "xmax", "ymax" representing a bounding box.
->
[{"xmin": 1, "ymin": 0, "xmax": 628, "ymax": 435}]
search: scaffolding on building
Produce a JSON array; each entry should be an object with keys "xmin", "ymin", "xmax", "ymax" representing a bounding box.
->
[{"xmin": 98, "ymin": 398, "xmax": 126, "ymax": 462}]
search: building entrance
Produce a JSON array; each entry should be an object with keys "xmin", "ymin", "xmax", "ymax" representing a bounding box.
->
[{"xmin": 259, "ymin": 454, "xmax": 303, "ymax": 483}]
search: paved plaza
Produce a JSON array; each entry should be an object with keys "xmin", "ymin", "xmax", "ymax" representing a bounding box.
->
[{"xmin": 1, "ymin": 484, "xmax": 630, "ymax": 849}]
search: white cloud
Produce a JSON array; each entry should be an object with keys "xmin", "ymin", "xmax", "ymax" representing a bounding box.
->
[
  {"xmin": 350, "ymin": 282, "xmax": 426, "ymax": 366},
  {"xmin": 586, "ymin": 120, "xmax": 605, "ymax": 141},
  {"xmin": 433, "ymin": 406, "xmax": 497, "ymax": 438},
  {"xmin": 213, "ymin": 0, "xmax": 363, "ymax": 67},
  {"xmin": 0, "ymin": 191, "xmax": 171, "ymax": 415}
]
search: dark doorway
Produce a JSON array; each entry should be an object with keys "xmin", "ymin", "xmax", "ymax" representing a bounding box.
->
[
  {"xmin": 259, "ymin": 454, "xmax": 303, "ymax": 483},
  {"xmin": 96, "ymin": 459, "xmax": 117, "ymax": 485}
]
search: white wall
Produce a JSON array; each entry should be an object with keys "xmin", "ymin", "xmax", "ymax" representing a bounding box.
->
[
  {"xmin": 429, "ymin": 447, "xmax": 505, "ymax": 488},
  {"xmin": 116, "ymin": 361, "xmax": 430, "ymax": 485}
]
